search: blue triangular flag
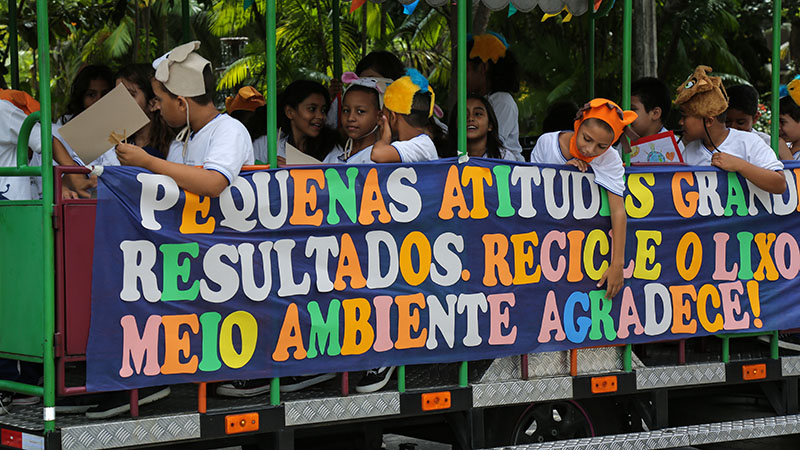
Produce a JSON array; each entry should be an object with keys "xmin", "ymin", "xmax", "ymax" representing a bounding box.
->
[
  {"xmin": 403, "ymin": 0, "xmax": 420, "ymax": 15},
  {"xmin": 243, "ymin": 0, "xmax": 255, "ymax": 10},
  {"xmin": 508, "ymin": 4, "xmax": 518, "ymax": 16}
]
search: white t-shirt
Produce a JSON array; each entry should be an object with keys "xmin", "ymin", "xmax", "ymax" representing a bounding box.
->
[
  {"xmin": 530, "ymin": 131, "xmax": 626, "ymax": 197},
  {"xmin": 682, "ymin": 128, "xmax": 783, "ymax": 171},
  {"xmin": 253, "ymin": 132, "xmax": 287, "ymax": 163},
  {"xmin": 753, "ymin": 129, "xmax": 771, "ymax": 146},
  {"xmin": 0, "ymin": 100, "xmax": 42, "ymax": 200},
  {"xmin": 323, "ymin": 144, "xmax": 375, "ymax": 165},
  {"xmin": 391, "ymin": 134, "xmax": 438, "ymax": 163},
  {"xmin": 488, "ymin": 92, "xmax": 523, "ymax": 162},
  {"xmin": 167, "ymin": 114, "xmax": 254, "ymax": 183}
]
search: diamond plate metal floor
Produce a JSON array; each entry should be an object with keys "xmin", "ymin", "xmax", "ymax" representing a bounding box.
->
[{"xmin": 482, "ymin": 414, "xmax": 800, "ymax": 450}]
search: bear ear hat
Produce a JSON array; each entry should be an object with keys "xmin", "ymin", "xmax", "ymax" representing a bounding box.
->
[
  {"xmin": 152, "ymin": 41, "xmax": 210, "ymax": 97},
  {"xmin": 674, "ymin": 65, "xmax": 728, "ymax": 118}
]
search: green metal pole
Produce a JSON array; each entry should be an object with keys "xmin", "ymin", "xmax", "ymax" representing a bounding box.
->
[
  {"xmin": 458, "ymin": 0, "xmax": 469, "ymax": 384},
  {"xmin": 397, "ymin": 365, "xmax": 406, "ymax": 393},
  {"xmin": 457, "ymin": 0, "xmax": 467, "ymax": 157},
  {"xmin": 266, "ymin": 0, "xmax": 278, "ymax": 404},
  {"xmin": 266, "ymin": 0, "xmax": 277, "ymax": 169},
  {"xmin": 621, "ymin": 0, "xmax": 632, "ymax": 166},
  {"xmin": 270, "ymin": 377, "xmax": 280, "ymax": 405},
  {"xmin": 588, "ymin": 1, "xmax": 595, "ymax": 99},
  {"xmin": 771, "ymin": 0, "xmax": 781, "ymax": 156},
  {"xmin": 9, "ymin": 0, "xmax": 19, "ymax": 89},
  {"xmin": 181, "ymin": 0, "xmax": 191, "ymax": 43},
  {"xmin": 331, "ymin": 0, "xmax": 342, "ymax": 79},
  {"xmin": 35, "ymin": 0, "xmax": 55, "ymax": 433},
  {"xmin": 17, "ymin": 112, "xmax": 40, "ymax": 169}
]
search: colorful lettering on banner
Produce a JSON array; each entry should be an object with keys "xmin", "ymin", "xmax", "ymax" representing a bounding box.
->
[{"xmin": 86, "ymin": 161, "xmax": 800, "ymax": 391}]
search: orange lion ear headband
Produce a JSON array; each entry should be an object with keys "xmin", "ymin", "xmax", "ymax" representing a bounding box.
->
[{"xmin": 570, "ymin": 98, "xmax": 638, "ymax": 162}]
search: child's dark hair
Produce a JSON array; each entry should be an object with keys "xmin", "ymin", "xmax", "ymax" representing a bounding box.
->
[
  {"xmin": 466, "ymin": 39, "xmax": 520, "ymax": 94},
  {"xmin": 631, "ymin": 77, "xmax": 671, "ymax": 124},
  {"xmin": 727, "ymin": 84, "xmax": 759, "ymax": 116},
  {"xmin": 278, "ymin": 80, "xmax": 339, "ymax": 160},
  {"xmin": 445, "ymin": 94, "xmax": 503, "ymax": 158},
  {"xmin": 542, "ymin": 100, "xmax": 579, "ymax": 133},
  {"xmin": 355, "ymin": 51, "xmax": 405, "ymax": 80},
  {"xmin": 116, "ymin": 64, "xmax": 176, "ymax": 157},
  {"xmin": 343, "ymin": 85, "xmax": 380, "ymax": 110},
  {"xmin": 155, "ymin": 65, "xmax": 216, "ymax": 106},
  {"xmin": 60, "ymin": 64, "xmax": 114, "ymax": 123},
  {"xmin": 781, "ymin": 96, "xmax": 800, "ymax": 121},
  {"xmin": 398, "ymin": 90, "xmax": 433, "ymax": 128}
]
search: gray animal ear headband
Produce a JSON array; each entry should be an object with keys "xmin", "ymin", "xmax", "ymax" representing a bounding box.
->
[{"xmin": 341, "ymin": 72, "xmax": 393, "ymax": 108}]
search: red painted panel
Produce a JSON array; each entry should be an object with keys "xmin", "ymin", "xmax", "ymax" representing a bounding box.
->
[{"xmin": 63, "ymin": 203, "xmax": 97, "ymax": 356}]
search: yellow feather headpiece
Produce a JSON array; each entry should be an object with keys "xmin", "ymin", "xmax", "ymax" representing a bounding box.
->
[{"xmin": 383, "ymin": 69, "xmax": 435, "ymax": 118}]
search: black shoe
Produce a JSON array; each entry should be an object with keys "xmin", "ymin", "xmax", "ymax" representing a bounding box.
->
[
  {"xmin": 85, "ymin": 387, "xmax": 170, "ymax": 419},
  {"xmin": 216, "ymin": 379, "xmax": 270, "ymax": 398},
  {"xmin": 356, "ymin": 367, "xmax": 395, "ymax": 393},
  {"xmin": 280, "ymin": 374, "xmax": 336, "ymax": 393}
]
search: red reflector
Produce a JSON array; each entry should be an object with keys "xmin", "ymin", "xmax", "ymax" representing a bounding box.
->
[{"xmin": 1, "ymin": 429, "xmax": 23, "ymax": 448}]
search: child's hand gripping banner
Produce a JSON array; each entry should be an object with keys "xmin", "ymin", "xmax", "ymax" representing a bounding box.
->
[{"xmin": 87, "ymin": 160, "xmax": 800, "ymax": 391}]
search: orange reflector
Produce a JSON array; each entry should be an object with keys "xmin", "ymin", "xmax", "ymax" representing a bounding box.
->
[
  {"xmin": 421, "ymin": 391, "xmax": 451, "ymax": 411},
  {"xmin": 225, "ymin": 412, "xmax": 259, "ymax": 434},
  {"xmin": 591, "ymin": 375, "xmax": 618, "ymax": 394},
  {"xmin": 742, "ymin": 363, "xmax": 767, "ymax": 380}
]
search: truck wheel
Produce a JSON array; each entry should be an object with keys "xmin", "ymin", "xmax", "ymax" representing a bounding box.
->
[{"xmin": 511, "ymin": 400, "xmax": 594, "ymax": 444}]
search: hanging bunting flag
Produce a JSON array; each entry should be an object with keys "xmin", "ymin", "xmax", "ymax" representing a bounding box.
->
[
  {"xmin": 403, "ymin": 0, "xmax": 420, "ymax": 15},
  {"xmin": 508, "ymin": 4, "xmax": 517, "ymax": 17},
  {"xmin": 350, "ymin": 0, "xmax": 367, "ymax": 13},
  {"xmin": 243, "ymin": 0, "xmax": 255, "ymax": 10}
]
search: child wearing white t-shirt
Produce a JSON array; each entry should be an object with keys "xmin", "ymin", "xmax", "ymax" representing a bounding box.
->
[
  {"xmin": 371, "ymin": 69, "xmax": 438, "ymax": 163},
  {"xmin": 323, "ymin": 73, "xmax": 390, "ymax": 164},
  {"xmin": 466, "ymin": 33, "xmax": 523, "ymax": 161},
  {"xmin": 675, "ymin": 66, "xmax": 785, "ymax": 194},
  {"xmin": 0, "ymin": 97, "xmax": 43, "ymax": 201},
  {"xmin": 115, "ymin": 42, "xmax": 254, "ymax": 197},
  {"xmin": 530, "ymin": 98, "xmax": 637, "ymax": 300},
  {"xmin": 779, "ymin": 92, "xmax": 800, "ymax": 161}
]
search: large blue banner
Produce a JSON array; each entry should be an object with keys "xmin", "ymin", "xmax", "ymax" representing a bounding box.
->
[{"xmin": 87, "ymin": 160, "xmax": 800, "ymax": 391}]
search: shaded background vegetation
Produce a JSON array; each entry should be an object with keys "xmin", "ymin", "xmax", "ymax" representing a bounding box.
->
[{"xmin": 1, "ymin": 0, "xmax": 799, "ymax": 135}]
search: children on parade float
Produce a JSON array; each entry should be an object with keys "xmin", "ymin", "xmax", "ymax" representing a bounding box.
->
[
  {"xmin": 445, "ymin": 93, "xmax": 517, "ymax": 160},
  {"xmin": 10, "ymin": 33, "xmax": 800, "ymax": 412},
  {"xmin": 725, "ymin": 83, "xmax": 792, "ymax": 160},
  {"xmin": 466, "ymin": 32, "xmax": 524, "ymax": 161},
  {"xmin": 91, "ymin": 64, "xmax": 178, "ymax": 167},
  {"xmin": 629, "ymin": 77, "xmax": 673, "ymax": 141},
  {"xmin": 252, "ymin": 79, "xmax": 341, "ymax": 165},
  {"xmin": 115, "ymin": 41, "xmax": 254, "ymax": 198},
  {"xmin": 323, "ymin": 72, "xmax": 391, "ymax": 164},
  {"xmin": 675, "ymin": 65, "xmax": 785, "ymax": 195},
  {"xmin": 779, "ymin": 76, "xmax": 800, "ymax": 160},
  {"xmin": 529, "ymin": 98, "xmax": 636, "ymax": 300},
  {"xmin": 52, "ymin": 65, "xmax": 114, "ymax": 197}
]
